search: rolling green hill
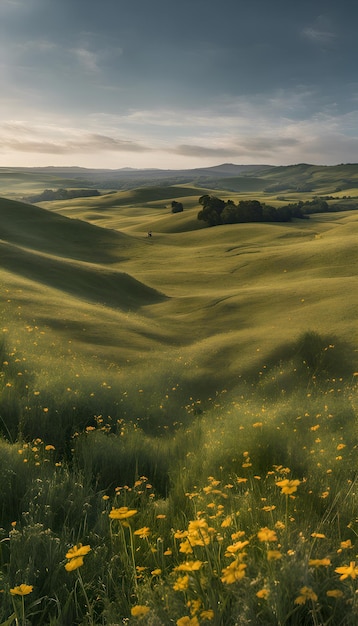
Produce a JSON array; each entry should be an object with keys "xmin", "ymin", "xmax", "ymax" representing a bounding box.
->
[{"xmin": 1, "ymin": 186, "xmax": 358, "ymax": 396}]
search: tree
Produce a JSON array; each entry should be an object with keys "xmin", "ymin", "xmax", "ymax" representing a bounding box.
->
[{"xmin": 171, "ymin": 200, "xmax": 184, "ymax": 213}]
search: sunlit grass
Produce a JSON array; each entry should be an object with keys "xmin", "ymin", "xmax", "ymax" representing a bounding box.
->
[{"xmin": 0, "ymin": 185, "xmax": 358, "ymax": 623}]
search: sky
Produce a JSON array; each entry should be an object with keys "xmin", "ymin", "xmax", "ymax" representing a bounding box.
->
[{"xmin": 1, "ymin": 0, "xmax": 358, "ymax": 170}]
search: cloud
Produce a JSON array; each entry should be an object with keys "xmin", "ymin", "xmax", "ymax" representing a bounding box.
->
[
  {"xmin": 301, "ymin": 15, "xmax": 336, "ymax": 45},
  {"xmin": 172, "ymin": 144, "xmax": 240, "ymax": 158},
  {"xmin": 71, "ymin": 47, "xmax": 99, "ymax": 72},
  {"xmin": 1, "ymin": 133, "xmax": 151, "ymax": 154}
]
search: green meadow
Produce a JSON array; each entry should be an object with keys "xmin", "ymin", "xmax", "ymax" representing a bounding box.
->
[{"xmin": 0, "ymin": 172, "xmax": 358, "ymax": 625}]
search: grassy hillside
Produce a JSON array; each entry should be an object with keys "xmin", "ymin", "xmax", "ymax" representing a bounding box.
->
[
  {"xmin": 0, "ymin": 182, "xmax": 358, "ymax": 625},
  {"xmin": 1, "ymin": 191, "xmax": 358, "ymax": 395}
]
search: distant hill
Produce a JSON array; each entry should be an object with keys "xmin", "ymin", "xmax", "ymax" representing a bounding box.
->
[{"xmin": 1, "ymin": 163, "xmax": 358, "ymax": 199}]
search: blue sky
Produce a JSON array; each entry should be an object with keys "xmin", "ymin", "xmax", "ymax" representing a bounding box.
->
[{"xmin": 1, "ymin": 0, "xmax": 358, "ymax": 169}]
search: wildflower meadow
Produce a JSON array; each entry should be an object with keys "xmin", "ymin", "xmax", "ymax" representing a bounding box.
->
[{"xmin": 0, "ymin": 322, "xmax": 357, "ymax": 625}]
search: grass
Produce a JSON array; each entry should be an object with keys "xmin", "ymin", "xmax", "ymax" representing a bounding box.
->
[{"xmin": 0, "ymin": 182, "xmax": 357, "ymax": 624}]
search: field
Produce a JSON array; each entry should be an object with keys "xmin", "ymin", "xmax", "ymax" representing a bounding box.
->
[{"xmin": 0, "ymin": 171, "xmax": 358, "ymax": 625}]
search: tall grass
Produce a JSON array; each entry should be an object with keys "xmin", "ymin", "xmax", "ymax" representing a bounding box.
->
[{"xmin": 0, "ymin": 330, "xmax": 357, "ymax": 624}]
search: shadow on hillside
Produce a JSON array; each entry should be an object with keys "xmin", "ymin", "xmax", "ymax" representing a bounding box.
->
[
  {"xmin": 248, "ymin": 331, "xmax": 358, "ymax": 397},
  {"xmin": 0, "ymin": 197, "xmax": 129, "ymax": 264},
  {"xmin": 0, "ymin": 240, "xmax": 167, "ymax": 310}
]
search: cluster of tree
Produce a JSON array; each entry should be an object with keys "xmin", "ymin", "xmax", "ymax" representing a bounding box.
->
[
  {"xmin": 171, "ymin": 200, "xmax": 184, "ymax": 213},
  {"xmin": 197, "ymin": 195, "xmax": 308, "ymax": 227},
  {"xmin": 24, "ymin": 188, "xmax": 101, "ymax": 203}
]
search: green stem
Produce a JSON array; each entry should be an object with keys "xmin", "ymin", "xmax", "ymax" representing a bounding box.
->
[{"xmin": 77, "ymin": 568, "xmax": 94, "ymax": 625}]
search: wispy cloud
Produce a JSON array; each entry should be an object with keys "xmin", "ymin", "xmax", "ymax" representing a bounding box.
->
[
  {"xmin": 71, "ymin": 47, "xmax": 99, "ymax": 73},
  {"xmin": 1, "ymin": 133, "xmax": 151, "ymax": 154},
  {"xmin": 301, "ymin": 16, "xmax": 336, "ymax": 45}
]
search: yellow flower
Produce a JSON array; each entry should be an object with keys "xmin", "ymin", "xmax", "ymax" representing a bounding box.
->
[
  {"xmin": 340, "ymin": 539, "xmax": 352, "ymax": 549},
  {"xmin": 65, "ymin": 544, "xmax": 91, "ymax": 559},
  {"xmin": 173, "ymin": 575, "xmax": 190, "ymax": 591},
  {"xmin": 10, "ymin": 584, "xmax": 33, "ymax": 596},
  {"xmin": 151, "ymin": 568, "xmax": 162, "ymax": 576},
  {"xmin": 200, "ymin": 609, "xmax": 214, "ymax": 620},
  {"xmin": 294, "ymin": 586, "xmax": 318, "ymax": 605},
  {"xmin": 221, "ymin": 560, "xmax": 247, "ymax": 584},
  {"xmin": 134, "ymin": 526, "xmax": 151, "ymax": 539},
  {"xmin": 187, "ymin": 519, "xmax": 212, "ymax": 546},
  {"xmin": 276, "ymin": 479, "xmax": 301, "ymax": 495},
  {"xmin": 326, "ymin": 589, "xmax": 344, "ymax": 598},
  {"xmin": 65, "ymin": 556, "xmax": 84, "ymax": 571},
  {"xmin": 176, "ymin": 617, "xmax": 200, "ymax": 626},
  {"xmin": 309, "ymin": 558, "xmax": 331, "ymax": 567},
  {"xmin": 131, "ymin": 605, "xmax": 150, "ymax": 619},
  {"xmin": 257, "ymin": 527, "xmax": 277, "ymax": 542},
  {"xmin": 175, "ymin": 560, "xmax": 203, "ymax": 572},
  {"xmin": 174, "ymin": 530, "xmax": 188, "ymax": 539},
  {"xmin": 335, "ymin": 562, "xmax": 358, "ymax": 580},
  {"xmin": 256, "ymin": 588, "xmax": 270, "ymax": 599},
  {"xmin": 267, "ymin": 550, "xmax": 282, "ymax": 561},
  {"xmin": 109, "ymin": 507, "xmax": 137, "ymax": 520},
  {"xmin": 231, "ymin": 531, "xmax": 246, "ymax": 541},
  {"xmin": 221, "ymin": 515, "xmax": 233, "ymax": 528},
  {"xmin": 45, "ymin": 445, "xmax": 55, "ymax": 451},
  {"xmin": 179, "ymin": 540, "xmax": 193, "ymax": 554},
  {"xmin": 262, "ymin": 505, "xmax": 276, "ymax": 512},
  {"xmin": 311, "ymin": 532, "xmax": 326, "ymax": 539},
  {"xmin": 225, "ymin": 540, "xmax": 249, "ymax": 556}
]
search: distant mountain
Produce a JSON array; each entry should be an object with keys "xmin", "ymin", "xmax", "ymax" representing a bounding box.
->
[{"xmin": 1, "ymin": 163, "xmax": 358, "ymax": 198}]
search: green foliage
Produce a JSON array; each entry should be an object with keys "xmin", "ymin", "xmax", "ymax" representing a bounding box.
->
[
  {"xmin": 24, "ymin": 188, "xmax": 101, "ymax": 203},
  {"xmin": 197, "ymin": 195, "xmax": 308, "ymax": 226},
  {"xmin": 171, "ymin": 200, "xmax": 184, "ymax": 213}
]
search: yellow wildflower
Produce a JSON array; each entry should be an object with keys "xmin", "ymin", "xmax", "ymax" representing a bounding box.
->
[
  {"xmin": 187, "ymin": 519, "xmax": 211, "ymax": 546},
  {"xmin": 257, "ymin": 527, "xmax": 277, "ymax": 542},
  {"xmin": 311, "ymin": 532, "xmax": 326, "ymax": 539},
  {"xmin": 176, "ymin": 617, "xmax": 200, "ymax": 626},
  {"xmin": 173, "ymin": 575, "xmax": 190, "ymax": 591},
  {"xmin": 309, "ymin": 558, "xmax": 331, "ymax": 567},
  {"xmin": 294, "ymin": 586, "xmax": 318, "ymax": 605},
  {"xmin": 134, "ymin": 526, "xmax": 151, "ymax": 539},
  {"xmin": 256, "ymin": 588, "xmax": 270, "ymax": 599},
  {"xmin": 335, "ymin": 562, "xmax": 358, "ymax": 580},
  {"xmin": 225, "ymin": 540, "xmax": 249, "ymax": 557},
  {"xmin": 340, "ymin": 539, "xmax": 352, "ymax": 549},
  {"xmin": 200, "ymin": 609, "xmax": 214, "ymax": 620},
  {"xmin": 65, "ymin": 544, "xmax": 91, "ymax": 559},
  {"xmin": 276, "ymin": 479, "xmax": 301, "ymax": 495},
  {"xmin": 109, "ymin": 507, "xmax": 137, "ymax": 520},
  {"xmin": 267, "ymin": 550, "xmax": 282, "ymax": 561},
  {"xmin": 65, "ymin": 556, "xmax": 84, "ymax": 571},
  {"xmin": 231, "ymin": 530, "xmax": 246, "ymax": 541},
  {"xmin": 175, "ymin": 560, "xmax": 203, "ymax": 572},
  {"xmin": 131, "ymin": 605, "xmax": 150, "ymax": 619},
  {"xmin": 151, "ymin": 568, "xmax": 162, "ymax": 576},
  {"xmin": 221, "ymin": 560, "xmax": 246, "ymax": 584},
  {"xmin": 10, "ymin": 584, "xmax": 33, "ymax": 596},
  {"xmin": 179, "ymin": 540, "xmax": 193, "ymax": 554},
  {"xmin": 326, "ymin": 589, "xmax": 344, "ymax": 598}
]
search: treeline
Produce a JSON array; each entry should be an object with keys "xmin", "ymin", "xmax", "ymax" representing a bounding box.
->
[
  {"xmin": 197, "ymin": 195, "xmax": 334, "ymax": 227},
  {"xmin": 24, "ymin": 188, "xmax": 101, "ymax": 203}
]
